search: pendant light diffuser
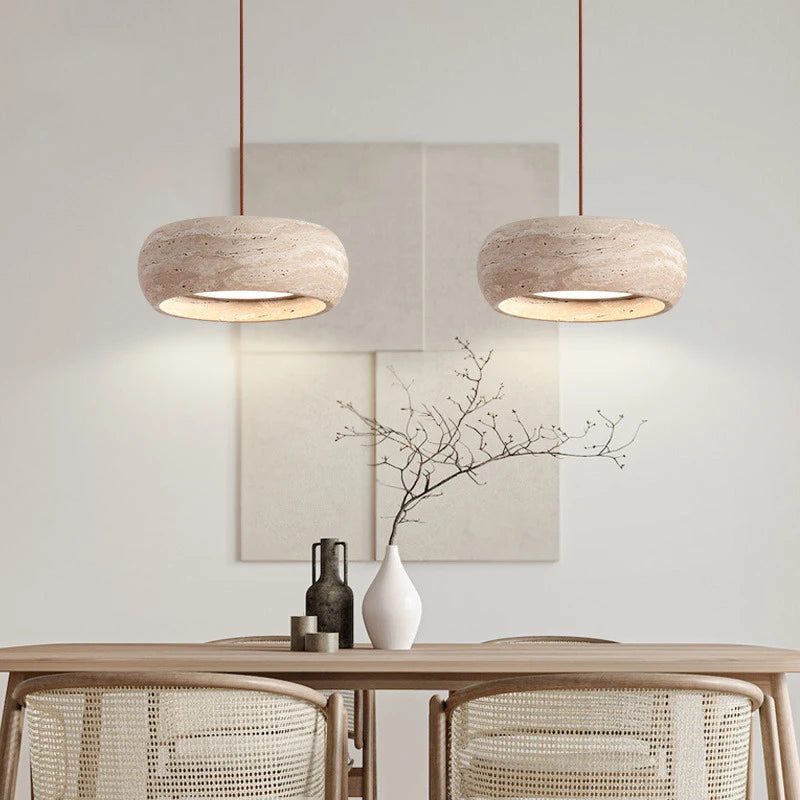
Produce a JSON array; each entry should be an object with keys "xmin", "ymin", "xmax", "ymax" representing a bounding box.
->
[
  {"xmin": 139, "ymin": 216, "xmax": 347, "ymax": 322},
  {"xmin": 478, "ymin": 216, "xmax": 687, "ymax": 322}
]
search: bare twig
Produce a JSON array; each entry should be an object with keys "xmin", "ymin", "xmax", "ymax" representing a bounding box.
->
[{"xmin": 337, "ymin": 339, "xmax": 645, "ymax": 545}]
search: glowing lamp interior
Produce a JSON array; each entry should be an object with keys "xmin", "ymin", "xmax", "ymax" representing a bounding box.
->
[
  {"xmin": 533, "ymin": 290, "xmax": 634, "ymax": 300},
  {"xmin": 194, "ymin": 290, "xmax": 295, "ymax": 301},
  {"xmin": 497, "ymin": 294, "xmax": 666, "ymax": 322}
]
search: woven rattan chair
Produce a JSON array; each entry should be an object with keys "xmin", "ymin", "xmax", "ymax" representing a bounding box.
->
[
  {"xmin": 3, "ymin": 672, "xmax": 348, "ymax": 800},
  {"xmin": 430, "ymin": 673, "xmax": 764, "ymax": 800},
  {"xmin": 208, "ymin": 635, "xmax": 377, "ymax": 800}
]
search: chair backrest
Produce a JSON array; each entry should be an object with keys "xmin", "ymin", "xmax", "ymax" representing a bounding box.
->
[
  {"xmin": 14, "ymin": 672, "xmax": 346, "ymax": 800},
  {"xmin": 431, "ymin": 673, "xmax": 762, "ymax": 800},
  {"xmin": 207, "ymin": 635, "xmax": 290, "ymax": 645},
  {"xmin": 483, "ymin": 635, "xmax": 618, "ymax": 644},
  {"xmin": 206, "ymin": 636, "xmax": 358, "ymax": 741}
]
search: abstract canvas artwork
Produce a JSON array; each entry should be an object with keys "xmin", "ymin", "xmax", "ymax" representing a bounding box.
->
[
  {"xmin": 372, "ymin": 350, "xmax": 558, "ymax": 561},
  {"xmin": 240, "ymin": 143, "xmax": 559, "ymax": 561},
  {"xmin": 240, "ymin": 352, "xmax": 375, "ymax": 561}
]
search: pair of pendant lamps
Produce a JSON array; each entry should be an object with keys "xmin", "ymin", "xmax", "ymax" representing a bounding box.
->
[{"xmin": 138, "ymin": 2, "xmax": 687, "ymax": 324}]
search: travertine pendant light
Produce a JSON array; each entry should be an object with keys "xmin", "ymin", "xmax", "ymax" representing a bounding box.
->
[
  {"xmin": 138, "ymin": 1, "xmax": 347, "ymax": 322},
  {"xmin": 477, "ymin": 0, "xmax": 687, "ymax": 322}
]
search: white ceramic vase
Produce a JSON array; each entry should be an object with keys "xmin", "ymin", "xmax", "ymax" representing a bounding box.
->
[{"xmin": 362, "ymin": 545, "xmax": 422, "ymax": 650}]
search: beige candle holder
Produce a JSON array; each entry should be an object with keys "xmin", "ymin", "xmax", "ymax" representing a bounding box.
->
[
  {"xmin": 290, "ymin": 616, "xmax": 317, "ymax": 651},
  {"xmin": 304, "ymin": 632, "xmax": 339, "ymax": 653}
]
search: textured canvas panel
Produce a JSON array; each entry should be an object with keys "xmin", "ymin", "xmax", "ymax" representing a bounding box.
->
[
  {"xmin": 372, "ymin": 350, "xmax": 559, "ymax": 561},
  {"xmin": 423, "ymin": 143, "xmax": 559, "ymax": 351},
  {"xmin": 239, "ymin": 143, "xmax": 561, "ymax": 561},
  {"xmin": 240, "ymin": 143, "xmax": 424, "ymax": 353},
  {"xmin": 240, "ymin": 352, "xmax": 374, "ymax": 561}
]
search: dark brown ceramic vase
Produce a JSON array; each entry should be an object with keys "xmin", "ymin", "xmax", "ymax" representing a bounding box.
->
[{"xmin": 305, "ymin": 538, "xmax": 354, "ymax": 649}]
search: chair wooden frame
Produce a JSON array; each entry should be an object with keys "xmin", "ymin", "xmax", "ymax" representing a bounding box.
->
[
  {"xmin": 207, "ymin": 635, "xmax": 377, "ymax": 800},
  {"xmin": 430, "ymin": 673, "xmax": 765, "ymax": 800},
  {"xmin": 5, "ymin": 672, "xmax": 349, "ymax": 800}
]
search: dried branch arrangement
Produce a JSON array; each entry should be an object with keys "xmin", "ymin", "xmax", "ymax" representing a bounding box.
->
[{"xmin": 337, "ymin": 339, "xmax": 645, "ymax": 545}]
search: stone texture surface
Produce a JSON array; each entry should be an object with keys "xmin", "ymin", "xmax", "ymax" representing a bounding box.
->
[
  {"xmin": 138, "ymin": 216, "xmax": 348, "ymax": 322},
  {"xmin": 477, "ymin": 216, "xmax": 688, "ymax": 322}
]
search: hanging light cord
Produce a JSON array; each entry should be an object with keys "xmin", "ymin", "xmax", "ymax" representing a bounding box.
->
[
  {"xmin": 578, "ymin": 0, "xmax": 583, "ymax": 215},
  {"xmin": 239, "ymin": 0, "xmax": 245, "ymax": 216}
]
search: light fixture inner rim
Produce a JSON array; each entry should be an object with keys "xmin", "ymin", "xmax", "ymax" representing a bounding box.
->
[
  {"xmin": 157, "ymin": 292, "xmax": 329, "ymax": 322},
  {"xmin": 193, "ymin": 289, "xmax": 297, "ymax": 301},
  {"xmin": 532, "ymin": 290, "xmax": 636, "ymax": 301},
  {"xmin": 497, "ymin": 293, "xmax": 667, "ymax": 322}
]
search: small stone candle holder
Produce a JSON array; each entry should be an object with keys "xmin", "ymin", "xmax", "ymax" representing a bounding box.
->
[
  {"xmin": 290, "ymin": 616, "xmax": 318, "ymax": 651},
  {"xmin": 304, "ymin": 632, "xmax": 339, "ymax": 653}
]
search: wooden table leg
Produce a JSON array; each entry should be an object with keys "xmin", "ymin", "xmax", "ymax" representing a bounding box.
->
[
  {"xmin": 347, "ymin": 768, "xmax": 364, "ymax": 798},
  {"xmin": 348, "ymin": 691, "xmax": 366, "ymax": 797},
  {"xmin": 763, "ymin": 694, "xmax": 787, "ymax": 800},
  {"xmin": 353, "ymin": 690, "xmax": 364, "ymax": 751},
  {"xmin": 773, "ymin": 674, "xmax": 800, "ymax": 800},
  {"xmin": 362, "ymin": 691, "xmax": 376, "ymax": 800},
  {"xmin": 0, "ymin": 674, "xmax": 26, "ymax": 800},
  {"xmin": 429, "ymin": 696, "xmax": 446, "ymax": 800}
]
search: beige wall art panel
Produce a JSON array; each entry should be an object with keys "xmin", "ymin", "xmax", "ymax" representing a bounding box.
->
[
  {"xmin": 240, "ymin": 143, "xmax": 424, "ymax": 352},
  {"xmin": 240, "ymin": 352, "xmax": 375, "ymax": 561},
  {"xmin": 371, "ymin": 350, "xmax": 559, "ymax": 561},
  {"xmin": 423, "ymin": 144, "xmax": 559, "ymax": 350},
  {"xmin": 239, "ymin": 143, "xmax": 559, "ymax": 560},
  {"xmin": 239, "ymin": 143, "xmax": 559, "ymax": 354}
]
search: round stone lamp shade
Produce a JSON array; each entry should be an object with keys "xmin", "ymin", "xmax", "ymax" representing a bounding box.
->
[
  {"xmin": 138, "ymin": 216, "xmax": 348, "ymax": 322},
  {"xmin": 477, "ymin": 216, "xmax": 687, "ymax": 322}
]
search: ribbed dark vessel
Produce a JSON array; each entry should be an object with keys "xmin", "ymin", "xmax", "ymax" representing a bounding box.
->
[{"xmin": 305, "ymin": 538, "xmax": 354, "ymax": 649}]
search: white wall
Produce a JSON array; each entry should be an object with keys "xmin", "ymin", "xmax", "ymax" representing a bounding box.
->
[{"xmin": 2, "ymin": 2, "xmax": 799, "ymax": 799}]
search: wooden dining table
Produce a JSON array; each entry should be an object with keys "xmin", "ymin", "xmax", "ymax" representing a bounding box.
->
[{"xmin": 1, "ymin": 641, "xmax": 799, "ymax": 800}]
